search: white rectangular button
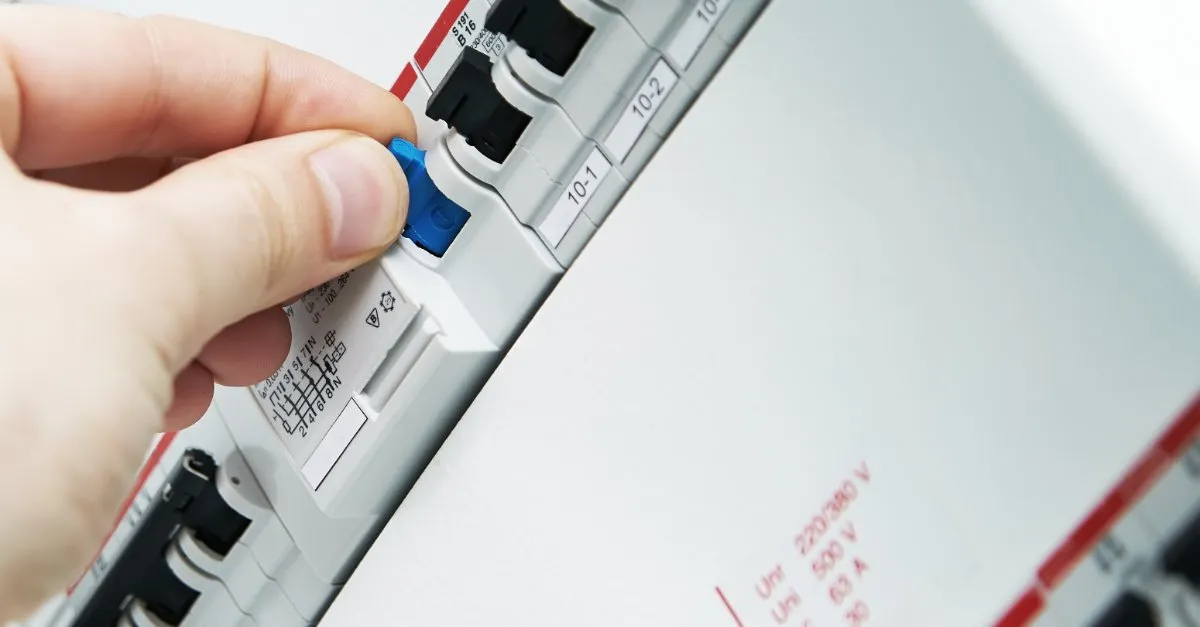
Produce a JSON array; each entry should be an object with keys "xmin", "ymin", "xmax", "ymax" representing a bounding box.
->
[{"xmin": 302, "ymin": 399, "xmax": 368, "ymax": 490}]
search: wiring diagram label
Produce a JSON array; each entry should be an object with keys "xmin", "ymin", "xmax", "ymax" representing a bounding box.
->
[
  {"xmin": 252, "ymin": 265, "xmax": 416, "ymax": 465},
  {"xmin": 606, "ymin": 59, "xmax": 679, "ymax": 163},
  {"xmin": 667, "ymin": 0, "xmax": 732, "ymax": 69},
  {"xmin": 538, "ymin": 147, "xmax": 612, "ymax": 247},
  {"xmin": 420, "ymin": 0, "xmax": 508, "ymax": 89}
]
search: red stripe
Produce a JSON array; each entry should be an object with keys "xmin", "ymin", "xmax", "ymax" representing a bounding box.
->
[
  {"xmin": 68, "ymin": 432, "xmax": 178, "ymax": 593},
  {"xmin": 1034, "ymin": 396, "xmax": 1200, "ymax": 587},
  {"xmin": 414, "ymin": 0, "xmax": 471, "ymax": 68},
  {"xmin": 391, "ymin": 64, "xmax": 419, "ymax": 100},
  {"xmin": 994, "ymin": 587, "xmax": 1044, "ymax": 627},
  {"xmin": 1036, "ymin": 445, "xmax": 1167, "ymax": 587},
  {"xmin": 1156, "ymin": 395, "xmax": 1200, "ymax": 459},
  {"xmin": 1035, "ymin": 491, "xmax": 1125, "ymax": 588},
  {"xmin": 995, "ymin": 390, "xmax": 1200, "ymax": 621},
  {"xmin": 715, "ymin": 587, "xmax": 745, "ymax": 627}
]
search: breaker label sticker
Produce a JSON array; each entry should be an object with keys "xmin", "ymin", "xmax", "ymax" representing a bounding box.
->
[
  {"xmin": 420, "ymin": 0, "xmax": 508, "ymax": 90},
  {"xmin": 538, "ymin": 147, "xmax": 612, "ymax": 247},
  {"xmin": 252, "ymin": 265, "xmax": 415, "ymax": 464},
  {"xmin": 667, "ymin": 0, "xmax": 732, "ymax": 70},
  {"xmin": 605, "ymin": 58, "xmax": 680, "ymax": 163}
]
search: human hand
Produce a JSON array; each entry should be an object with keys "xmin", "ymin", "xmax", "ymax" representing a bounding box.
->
[{"xmin": 0, "ymin": 6, "xmax": 414, "ymax": 620}]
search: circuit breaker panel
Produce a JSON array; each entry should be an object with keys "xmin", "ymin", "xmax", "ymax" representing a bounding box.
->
[{"xmin": 15, "ymin": 1, "xmax": 770, "ymax": 625}]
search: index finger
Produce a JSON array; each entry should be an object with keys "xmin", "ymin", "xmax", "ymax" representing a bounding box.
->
[{"xmin": 0, "ymin": 6, "xmax": 416, "ymax": 170}]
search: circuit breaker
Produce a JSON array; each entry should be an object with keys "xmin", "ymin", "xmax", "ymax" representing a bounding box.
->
[
  {"xmin": 12, "ymin": 1, "xmax": 1200, "ymax": 626},
  {"xmin": 15, "ymin": 0, "xmax": 770, "ymax": 625}
]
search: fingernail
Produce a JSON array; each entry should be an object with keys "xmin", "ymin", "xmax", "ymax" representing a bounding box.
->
[{"xmin": 309, "ymin": 138, "xmax": 401, "ymax": 258}]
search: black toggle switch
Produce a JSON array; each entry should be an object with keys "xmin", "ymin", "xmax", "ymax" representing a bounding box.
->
[
  {"xmin": 70, "ymin": 449, "xmax": 251, "ymax": 627},
  {"xmin": 1161, "ymin": 508, "xmax": 1200, "ymax": 587},
  {"xmin": 182, "ymin": 465, "xmax": 251, "ymax": 556},
  {"xmin": 135, "ymin": 560, "xmax": 200, "ymax": 626},
  {"xmin": 426, "ymin": 47, "xmax": 531, "ymax": 163},
  {"xmin": 1089, "ymin": 591, "xmax": 1158, "ymax": 627},
  {"xmin": 486, "ymin": 0, "xmax": 593, "ymax": 76}
]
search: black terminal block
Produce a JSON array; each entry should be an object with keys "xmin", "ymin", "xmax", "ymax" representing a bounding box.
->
[
  {"xmin": 426, "ymin": 47, "xmax": 531, "ymax": 163},
  {"xmin": 1089, "ymin": 591, "xmax": 1158, "ymax": 627},
  {"xmin": 485, "ymin": 0, "xmax": 593, "ymax": 76},
  {"xmin": 1161, "ymin": 508, "xmax": 1200, "ymax": 586},
  {"xmin": 71, "ymin": 449, "xmax": 251, "ymax": 627}
]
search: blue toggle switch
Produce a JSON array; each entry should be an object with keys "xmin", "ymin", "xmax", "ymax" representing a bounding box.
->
[{"xmin": 387, "ymin": 137, "xmax": 470, "ymax": 257}]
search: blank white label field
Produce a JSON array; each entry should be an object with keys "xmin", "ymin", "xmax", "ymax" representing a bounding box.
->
[
  {"xmin": 667, "ymin": 0, "xmax": 732, "ymax": 69},
  {"xmin": 538, "ymin": 148, "xmax": 613, "ymax": 247},
  {"xmin": 606, "ymin": 59, "xmax": 679, "ymax": 163},
  {"xmin": 302, "ymin": 399, "xmax": 368, "ymax": 490}
]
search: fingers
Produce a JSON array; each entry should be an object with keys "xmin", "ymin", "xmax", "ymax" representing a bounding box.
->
[
  {"xmin": 198, "ymin": 307, "xmax": 291, "ymax": 386},
  {"xmin": 161, "ymin": 309, "xmax": 290, "ymax": 431},
  {"xmin": 0, "ymin": 6, "xmax": 416, "ymax": 171},
  {"xmin": 32, "ymin": 157, "xmax": 184, "ymax": 192},
  {"xmin": 164, "ymin": 361, "xmax": 215, "ymax": 431},
  {"xmin": 123, "ymin": 129, "xmax": 406, "ymax": 368}
]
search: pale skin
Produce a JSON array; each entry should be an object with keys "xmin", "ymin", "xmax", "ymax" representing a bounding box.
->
[{"xmin": 0, "ymin": 6, "xmax": 415, "ymax": 620}]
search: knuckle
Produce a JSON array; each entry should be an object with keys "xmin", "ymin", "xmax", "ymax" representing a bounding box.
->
[{"xmin": 129, "ymin": 16, "xmax": 169, "ymax": 154}]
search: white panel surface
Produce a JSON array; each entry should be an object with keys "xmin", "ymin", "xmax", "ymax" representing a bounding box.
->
[{"xmin": 322, "ymin": 2, "xmax": 1200, "ymax": 626}]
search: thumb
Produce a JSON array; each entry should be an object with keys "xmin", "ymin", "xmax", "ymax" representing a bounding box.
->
[{"xmin": 129, "ymin": 130, "xmax": 408, "ymax": 367}]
